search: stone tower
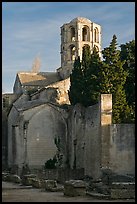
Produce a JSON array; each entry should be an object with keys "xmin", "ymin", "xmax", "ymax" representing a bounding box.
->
[{"xmin": 57, "ymin": 17, "xmax": 101, "ymax": 79}]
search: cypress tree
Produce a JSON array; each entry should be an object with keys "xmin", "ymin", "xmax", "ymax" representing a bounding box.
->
[
  {"xmin": 120, "ymin": 40, "xmax": 135, "ymax": 122},
  {"xmin": 87, "ymin": 46, "xmax": 101, "ymax": 104},
  {"xmin": 69, "ymin": 46, "xmax": 101, "ymax": 107},
  {"xmin": 69, "ymin": 34, "xmax": 134, "ymax": 123},
  {"xmin": 68, "ymin": 56, "xmax": 83, "ymax": 105},
  {"xmin": 81, "ymin": 45, "xmax": 92, "ymax": 106},
  {"xmin": 99, "ymin": 35, "xmax": 130, "ymax": 123}
]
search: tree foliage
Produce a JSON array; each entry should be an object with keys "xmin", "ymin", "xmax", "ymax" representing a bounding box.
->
[
  {"xmin": 69, "ymin": 46, "xmax": 101, "ymax": 107},
  {"xmin": 99, "ymin": 35, "xmax": 132, "ymax": 123},
  {"xmin": 120, "ymin": 40, "xmax": 135, "ymax": 122},
  {"xmin": 68, "ymin": 56, "xmax": 83, "ymax": 105},
  {"xmin": 69, "ymin": 35, "xmax": 135, "ymax": 123}
]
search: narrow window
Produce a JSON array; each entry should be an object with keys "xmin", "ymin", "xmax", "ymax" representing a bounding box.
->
[
  {"xmin": 94, "ymin": 27, "xmax": 99, "ymax": 43},
  {"xmin": 82, "ymin": 26, "xmax": 90, "ymax": 41},
  {"xmin": 70, "ymin": 45, "xmax": 76, "ymax": 61},
  {"xmin": 70, "ymin": 27, "xmax": 75, "ymax": 41}
]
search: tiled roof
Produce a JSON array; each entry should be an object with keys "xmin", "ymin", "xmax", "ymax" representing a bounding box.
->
[{"xmin": 17, "ymin": 72, "xmax": 60, "ymax": 86}]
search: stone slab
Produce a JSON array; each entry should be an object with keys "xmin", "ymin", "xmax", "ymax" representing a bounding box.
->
[{"xmin": 111, "ymin": 189, "xmax": 135, "ymax": 199}]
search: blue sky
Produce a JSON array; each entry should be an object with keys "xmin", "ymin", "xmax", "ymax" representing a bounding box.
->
[{"xmin": 2, "ymin": 2, "xmax": 135, "ymax": 93}]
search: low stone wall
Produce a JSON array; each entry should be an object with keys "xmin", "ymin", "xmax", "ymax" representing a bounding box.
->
[
  {"xmin": 109, "ymin": 124, "xmax": 135, "ymax": 176},
  {"xmin": 44, "ymin": 168, "xmax": 84, "ymax": 183},
  {"xmin": 110, "ymin": 182, "xmax": 135, "ymax": 199},
  {"xmin": 2, "ymin": 172, "xmax": 21, "ymax": 183},
  {"xmin": 64, "ymin": 180, "xmax": 86, "ymax": 196}
]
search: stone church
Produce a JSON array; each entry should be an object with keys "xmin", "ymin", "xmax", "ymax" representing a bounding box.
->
[{"xmin": 3, "ymin": 17, "xmax": 135, "ymax": 180}]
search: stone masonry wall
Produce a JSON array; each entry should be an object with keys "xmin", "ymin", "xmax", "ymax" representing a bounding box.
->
[
  {"xmin": 31, "ymin": 78, "xmax": 70, "ymax": 105},
  {"xmin": 23, "ymin": 104, "xmax": 68, "ymax": 169},
  {"xmin": 109, "ymin": 124, "xmax": 135, "ymax": 176},
  {"xmin": 68, "ymin": 102, "xmax": 102, "ymax": 180}
]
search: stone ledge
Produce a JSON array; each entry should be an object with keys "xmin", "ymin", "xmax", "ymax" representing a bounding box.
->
[
  {"xmin": 111, "ymin": 182, "xmax": 135, "ymax": 189},
  {"xmin": 65, "ymin": 180, "xmax": 86, "ymax": 187},
  {"xmin": 86, "ymin": 191, "xmax": 110, "ymax": 199}
]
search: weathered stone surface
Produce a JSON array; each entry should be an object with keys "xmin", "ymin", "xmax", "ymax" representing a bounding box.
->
[
  {"xmin": 111, "ymin": 182, "xmax": 135, "ymax": 189},
  {"xmin": 109, "ymin": 124, "xmax": 135, "ymax": 176},
  {"xmin": 86, "ymin": 191, "xmax": 110, "ymax": 199},
  {"xmin": 10, "ymin": 175, "xmax": 21, "ymax": 183},
  {"xmin": 110, "ymin": 182, "xmax": 135, "ymax": 199},
  {"xmin": 59, "ymin": 17, "xmax": 101, "ymax": 79},
  {"xmin": 21, "ymin": 174, "xmax": 37, "ymax": 186},
  {"xmin": 110, "ymin": 174, "xmax": 135, "ymax": 183},
  {"xmin": 65, "ymin": 180, "xmax": 86, "ymax": 187},
  {"xmin": 2, "ymin": 173, "xmax": 10, "ymax": 181},
  {"xmin": 44, "ymin": 180, "xmax": 57, "ymax": 191},
  {"xmin": 47, "ymin": 186, "xmax": 64, "ymax": 192},
  {"xmin": 111, "ymin": 189, "xmax": 135, "ymax": 199},
  {"xmin": 88, "ymin": 181, "xmax": 110, "ymax": 195},
  {"xmin": 30, "ymin": 178, "xmax": 45, "ymax": 188},
  {"xmin": 64, "ymin": 180, "xmax": 86, "ymax": 196}
]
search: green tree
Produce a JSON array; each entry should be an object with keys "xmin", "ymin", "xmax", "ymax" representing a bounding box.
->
[
  {"xmin": 81, "ymin": 45, "xmax": 92, "ymax": 106},
  {"xmin": 69, "ymin": 45, "xmax": 101, "ymax": 107},
  {"xmin": 99, "ymin": 35, "xmax": 130, "ymax": 123},
  {"xmin": 68, "ymin": 56, "xmax": 83, "ymax": 105},
  {"xmin": 87, "ymin": 46, "xmax": 101, "ymax": 104},
  {"xmin": 120, "ymin": 40, "xmax": 135, "ymax": 122},
  {"xmin": 69, "ymin": 35, "xmax": 134, "ymax": 123}
]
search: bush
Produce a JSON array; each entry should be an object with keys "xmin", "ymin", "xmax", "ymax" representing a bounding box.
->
[{"xmin": 45, "ymin": 157, "xmax": 57, "ymax": 169}]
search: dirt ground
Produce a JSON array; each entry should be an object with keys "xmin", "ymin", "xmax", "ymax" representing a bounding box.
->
[{"xmin": 2, "ymin": 182, "xmax": 135, "ymax": 202}]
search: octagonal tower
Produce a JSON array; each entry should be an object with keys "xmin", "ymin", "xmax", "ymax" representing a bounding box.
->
[{"xmin": 57, "ymin": 17, "xmax": 101, "ymax": 79}]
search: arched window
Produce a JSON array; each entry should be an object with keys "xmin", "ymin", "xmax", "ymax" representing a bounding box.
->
[
  {"xmin": 83, "ymin": 44, "xmax": 90, "ymax": 51},
  {"xmin": 82, "ymin": 44, "xmax": 90, "ymax": 57},
  {"xmin": 70, "ymin": 45, "xmax": 76, "ymax": 61},
  {"xmin": 70, "ymin": 27, "xmax": 75, "ymax": 41},
  {"xmin": 94, "ymin": 27, "xmax": 99, "ymax": 43},
  {"xmin": 94, "ymin": 45, "xmax": 99, "ymax": 52},
  {"xmin": 82, "ymin": 26, "xmax": 90, "ymax": 41}
]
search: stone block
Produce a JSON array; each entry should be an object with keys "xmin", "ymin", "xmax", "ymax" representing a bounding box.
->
[
  {"xmin": 21, "ymin": 174, "xmax": 37, "ymax": 186},
  {"xmin": 30, "ymin": 178, "xmax": 45, "ymax": 188},
  {"xmin": 6, "ymin": 174, "xmax": 12, "ymax": 182},
  {"xmin": 111, "ymin": 182, "xmax": 135, "ymax": 189},
  {"xmin": 10, "ymin": 175, "xmax": 21, "ymax": 183},
  {"xmin": 44, "ymin": 180, "xmax": 57, "ymax": 191},
  {"xmin": 111, "ymin": 189, "xmax": 135, "ymax": 199},
  {"xmin": 64, "ymin": 180, "xmax": 86, "ymax": 196},
  {"xmin": 110, "ymin": 182, "xmax": 135, "ymax": 199},
  {"xmin": 30, "ymin": 178, "xmax": 41, "ymax": 188},
  {"xmin": 2, "ymin": 173, "xmax": 10, "ymax": 181}
]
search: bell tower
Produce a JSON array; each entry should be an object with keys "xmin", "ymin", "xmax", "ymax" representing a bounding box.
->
[{"xmin": 57, "ymin": 17, "xmax": 101, "ymax": 79}]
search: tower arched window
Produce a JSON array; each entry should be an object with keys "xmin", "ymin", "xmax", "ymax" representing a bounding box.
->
[
  {"xmin": 94, "ymin": 45, "xmax": 99, "ymax": 52},
  {"xmin": 82, "ymin": 44, "xmax": 90, "ymax": 56},
  {"xmin": 70, "ymin": 45, "xmax": 76, "ymax": 61},
  {"xmin": 83, "ymin": 44, "xmax": 90, "ymax": 50},
  {"xmin": 70, "ymin": 27, "xmax": 75, "ymax": 41},
  {"xmin": 94, "ymin": 27, "xmax": 99, "ymax": 43},
  {"xmin": 82, "ymin": 26, "xmax": 90, "ymax": 41}
]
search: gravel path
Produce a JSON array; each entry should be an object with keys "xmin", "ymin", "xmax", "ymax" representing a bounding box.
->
[{"xmin": 2, "ymin": 182, "xmax": 135, "ymax": 202}]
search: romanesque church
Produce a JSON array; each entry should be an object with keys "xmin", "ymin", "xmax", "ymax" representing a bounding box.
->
[{"xmin": 2, "ymin": 17, "xmax": 134, "ymax": 180}]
